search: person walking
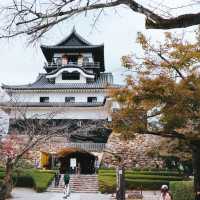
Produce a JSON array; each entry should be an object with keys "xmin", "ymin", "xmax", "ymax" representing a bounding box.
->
[
  {"xmin": 160, "ymin": 185, "xmax": 173, "ymax": 200},
  {"xmin": 55, "ymin": 171, "xmax": 61, "ymax": 187},
  {"xmin": 94, "ymin": 156, "xmax": 100, "ymax": 174},
  {"xmin": 63, "ymin": 173, "xmax": 70, "ymax": 199}
]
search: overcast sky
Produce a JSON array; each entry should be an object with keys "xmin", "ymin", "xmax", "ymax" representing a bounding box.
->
[{"xmin": 0, "ymin": 0, "xmax": 198, "ymax": 86}]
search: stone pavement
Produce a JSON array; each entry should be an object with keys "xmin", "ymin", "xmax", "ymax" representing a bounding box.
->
[
  {"xmin": 8, "ymin": 188, "xmax": 160, "ymax": 200},
  {"xmin": 8, "ymin": 188, "xmax": 111, "ymax": 200}
]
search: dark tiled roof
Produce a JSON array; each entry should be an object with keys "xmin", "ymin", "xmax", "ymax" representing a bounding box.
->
[
  {"xmin": 0, "ymin": 102, "xmax": 106, "ymax": 107},
  {"xmin": 2, "ymin": 73, "xmax": 118, "ymax": 91},
  {"xmin": 41, "ymin": 45, "xmax": 103, "ymax": 50},
  {"xmin": 55, "ymin": 28, "xmax": 92, "ymax": 46}
]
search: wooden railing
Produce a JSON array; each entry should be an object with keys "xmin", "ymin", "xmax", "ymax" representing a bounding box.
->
[
  {"xmin": 44, "ymin": 61, "xmax": 100, "ymax": 69},
  {"xmin": 65, "ymin": 143, "xmax": 106, "ymax": 152}
]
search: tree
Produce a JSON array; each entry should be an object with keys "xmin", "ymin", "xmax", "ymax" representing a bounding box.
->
[
  {"xmin": 111, "ymin": 30, "xmax": 200, "ymax": 200},
  {"xmin": 0, "ymin": 0, "xmax": 200, "ymax": 42},
  {"xmin": 0, "ymin": 103, "xmax": 107, "ymax": 200}
]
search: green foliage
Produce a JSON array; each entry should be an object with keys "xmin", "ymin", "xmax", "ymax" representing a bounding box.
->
[
  {"xmin": 99, "ymin": 169, "xmax": 182, "ymax": 176},
  {"xmin": 99, "ymin": 176, "xmax": 116, "ymax": 193},
  {"xmin": 15, "ymin": 159, "xmax": 34, "ymax": 169},
  {"xmin": 170, "ymin": 181, "xmax": 195, "ymax": 200},
  {"xmin": 126, "ymin": 179, "xmax": 169, "ymax": 190},
  {"xmin": 0, "ymin": 169, "xmax": 55, "ymax": 192},
  {"xmin": 98, "ymin": 169, "xmax": 185, "ymax": 193},
  {"xmin": 31, "ymin": 170, "xmax": 55, "ymax": 192},
  {"xmin": 13, "ymin": 175, "xmax": 34, "ymax": 187}
]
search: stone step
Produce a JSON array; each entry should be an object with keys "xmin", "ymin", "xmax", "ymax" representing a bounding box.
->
[{"xmin": 47, "ymin": 174, "xmax": 99, "ymax": 193}]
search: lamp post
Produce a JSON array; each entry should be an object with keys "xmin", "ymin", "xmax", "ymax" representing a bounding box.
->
[{"xmin": 116, "ymin": 165, "xmax": 125, "ymax": 200}]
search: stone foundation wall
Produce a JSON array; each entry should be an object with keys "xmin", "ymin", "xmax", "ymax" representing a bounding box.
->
[
  {"xmin": 101, "ymin": 133, "xmax": 164, "ymax": 169},
  {"xmin": 1, "ymin": 134, "xmax": 164, "ymax": 170}
]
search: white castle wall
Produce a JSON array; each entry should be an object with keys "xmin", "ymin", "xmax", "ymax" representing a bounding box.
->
[
  {"xmin": 10, "ymin": 90, "xmax": 107, "ymax": 103},
  {"xmin": 8, "ymin": 100, "xmax": 111, "ymax": 120}
]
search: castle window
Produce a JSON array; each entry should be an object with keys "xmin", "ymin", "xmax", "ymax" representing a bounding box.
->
[
  {"xmin": 65, "ymin": 97, "xmax": 75, "ymax": 103},
  {"xmin": 83, "ymin": 57, "xmax": 89, "ymax": 63},
  {"xmin": 87, "ymin": 97, "xmax": 97, "ymax": 103},
  {"xmin": 62, "ymin": 71, "xmax": 80, "ymax": 80},
  {"xmin": 40, "ymin": 97, "xmax": 49, "ymax": 103}
]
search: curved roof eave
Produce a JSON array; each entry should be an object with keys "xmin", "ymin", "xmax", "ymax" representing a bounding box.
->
[
  {"xmin": 46, "ymin": 66, "xmax": 95, "ymax": 76},
  {"xmin": 46, "ymin": 67, "xmax": 95, "ymax": 79}
]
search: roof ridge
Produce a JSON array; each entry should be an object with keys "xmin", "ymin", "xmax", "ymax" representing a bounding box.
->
[{"xmin": 55, "ymin": 28, "xmax": 92, "ymax": 46}]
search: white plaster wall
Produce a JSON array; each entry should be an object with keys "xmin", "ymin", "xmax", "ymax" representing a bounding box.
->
[
  {"xmin": 55, "ymin": 72, "xmax": 87, "ymax": 84},
  {"xmin": 9, "ymin": 105, "xmax": 110, "ymax": 120},
  {"xmin": 10, "ymin": 91, "xmax": 107, "ymax": 103}
]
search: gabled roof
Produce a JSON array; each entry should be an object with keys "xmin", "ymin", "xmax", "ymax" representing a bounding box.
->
[{"xmin": 56, "ymin": 28, "xmax": 92, "ymax": 46}]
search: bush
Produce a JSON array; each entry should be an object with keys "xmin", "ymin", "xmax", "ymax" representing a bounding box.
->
[
  {"xmin": 0, "ymin": 169, "xmax": 55, "ymax": 193},
  {"xmin": 126, "ymin": 179, "xmax": 169, "ymax": 190},
  {"xmin": 170, "ymin": 181, "xmax": 195, "ymax": 200},
  {"xmin": 13, "ymin": 175, "xmax": 34, "ymax": 187},
  {"xmin": 31, "ymin": 171, "xmax": 55, "ymax": 192},
  {"xmin": 99, "ymin": 176, "xmax": 116, "ymax": 193},
  {"xmin": 99, "ymin": 169, "xmax": 182, "ymax": 176},
  {"xmin": 99, "ymin": 169, "xmax": 186, "ymax": 193}
]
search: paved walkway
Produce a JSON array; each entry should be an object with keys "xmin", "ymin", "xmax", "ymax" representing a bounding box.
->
[
  {"xmin": 8, "ymin": 188, "xmax": 160, "ymax": 200},
  {"xmin": 8, "ymin": 188, "xmax": 111, "ymax": 200}
]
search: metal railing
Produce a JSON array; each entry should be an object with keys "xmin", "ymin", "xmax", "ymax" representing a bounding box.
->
[
  {"xmin": 44, "ymin": 61, "xmax": 100, "ymax": 69},
  {"xmin": 65, "ymin": 143, "xmax": 106, "ymax": 152}
]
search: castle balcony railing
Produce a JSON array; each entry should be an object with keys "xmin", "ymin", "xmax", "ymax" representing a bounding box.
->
[
  {"xmin": 65, "ymin": 142, "xmax": 106, "ymax": 152},
  {"xmin": 44, "ymin": 60, "xmax": 100, "ymax": 69}
]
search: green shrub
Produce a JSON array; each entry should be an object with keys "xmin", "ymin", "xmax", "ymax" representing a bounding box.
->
[
  {"xmin": 170, "ymin": 181, "xmax": 195, "ymax": 200},
  {"xmin": 99, "ymin": 169, "xmax": 181, "ymax": 176},
  {"xmin": 13, "ymin": 175, "xmax": 34, "ymax": 187},
  {"xmin": 0, "ymin": 168, "xmax": 5, "ymax": 172},
  {"xmin": 99, "ymin": 176, "xmax": 116, "ymax": 193},
  {"xmin": 31, "ymin": 171, "xmax": 55, "ymax": 192},
  {"xmin": 0, "ymin": 169, "xmax": 55, "ymax": 193},
  {"xmin": 126, "ymin": 179, "xmax": 169, "ymax": 190},
  {"xmin": 99, "ymin": 169, "xmax": 185, "ymax": 193}
]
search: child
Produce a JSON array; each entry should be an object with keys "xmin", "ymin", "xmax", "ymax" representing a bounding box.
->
[{"xmin": 160, "ymin": 185, "xmax": 173, "ymax": 200}]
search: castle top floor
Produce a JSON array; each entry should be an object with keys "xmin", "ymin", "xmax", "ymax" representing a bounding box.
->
[{"xmin": 41, "ymin": 28, "xmax": 104, "ymax": 76}]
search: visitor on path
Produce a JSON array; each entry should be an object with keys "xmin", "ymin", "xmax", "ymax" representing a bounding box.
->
[
  {"xmin": 160, "ymin": 185, "xmax": 173, "ymax": 200},
  {"xmin": 54, "ymin": 171, "xmax": 61, "ymax": 187},
  {"xmin": 94, "ymin": 156, "xmax": 100, "ymax": 174},
  {"xmin": 63, "ymin": 173, "xmax": 70, "ymax": 199}
]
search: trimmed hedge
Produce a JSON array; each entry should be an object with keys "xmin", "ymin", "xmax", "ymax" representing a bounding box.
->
[
  {"xmin": 0, "ymin": 169, "xmax": 55, "ymax": 193},
  {"xmin": 170, "ymin": 181, "xmax": 195, "ymax": 200},
  {"xmin": 99, "ymin": 169, "xmax": 186, "ymax": 193},
  {"xmin": 99, "ymin": 173, "xmax": 184, "ymax": 181},
  {"xmin": 31, "ymin": 171, "xmax": 55, "ymax": 192},
  {"xmin": 99, "ymin": 169, "xmax": 182, "ymax": 176},
  {"xmin": 126, "ymin": 179, "xmax": 169, "ymax": 190},
  {"xmin": 99, "ymin": 176, "xmax": 170, "ymax": 193}
]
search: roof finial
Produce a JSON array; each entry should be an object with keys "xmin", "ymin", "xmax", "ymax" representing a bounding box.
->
[{"xmin": 72, "ymin": 26, "xmax": 76, "ymax": 32}]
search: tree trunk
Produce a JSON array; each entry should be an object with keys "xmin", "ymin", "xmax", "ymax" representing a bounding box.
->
[
  {"xmin": 191, "ymin": 141, "xmax": 200, "ymax": 200},
  {"xmin": 0, "ymin": 158, "xmax": 13, "ymax": 200}
]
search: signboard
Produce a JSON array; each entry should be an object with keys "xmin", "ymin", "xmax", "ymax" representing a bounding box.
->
[{"xmin": 70, "ymin": 158, "xmax": 76, "ymax": 168}]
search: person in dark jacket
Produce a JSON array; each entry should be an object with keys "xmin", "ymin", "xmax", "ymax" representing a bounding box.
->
[
  {"xmin": 54, "ymin": 171, "xmax": 61, "ymax": 187},
  {"xmin": 63, "ymin": 173, "xmax": 70, "ymax": 199}
]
